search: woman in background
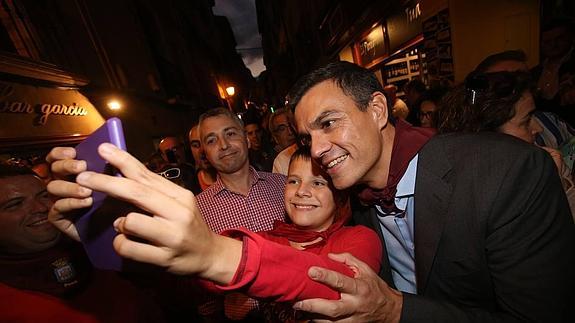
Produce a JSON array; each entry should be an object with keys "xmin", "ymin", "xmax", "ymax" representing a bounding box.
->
[{"xmin": 436, "ymin": 71, "xmax": 574, "ymax": 220}]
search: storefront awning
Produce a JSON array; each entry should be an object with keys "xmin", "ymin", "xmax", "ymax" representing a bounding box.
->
[{"xmin": 0, "ymin": 80, "xmax": 104, "ymax": 152}]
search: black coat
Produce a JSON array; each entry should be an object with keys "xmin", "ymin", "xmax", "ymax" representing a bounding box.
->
[{"xmin": 352, "ymin": 132, "xmax": 575, "ymax": 322}]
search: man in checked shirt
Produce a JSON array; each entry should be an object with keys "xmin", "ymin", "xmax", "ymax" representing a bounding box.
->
[{"xmin": 195, "ymin": 107, "xmax": 287, "ymax": 322}]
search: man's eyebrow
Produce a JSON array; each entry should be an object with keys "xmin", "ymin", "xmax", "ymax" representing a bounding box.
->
[
  {"xmin": 223, "ymin": 126, "xmax": 241, "ymax": 132},
  {"xmin": 309, "ymin": 110, "xmax": 338, "ymax": 129},
  {"xmin": 202, "ymin": 132, "xmax": 216, "ymax": 141}
]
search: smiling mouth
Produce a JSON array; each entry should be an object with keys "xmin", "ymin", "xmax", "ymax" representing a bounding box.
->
[
  {"xmin": 27, "ymin": 217, "xmax": 49, "ymax": 227},
  {"xmin": 326, "ymin": 154, "xmax": 349, "ymax": 169},
  {"xmin": 292, "ymin": 204, "xmax": 317, "ymax": 210},
  {"xmin": 220, "ymin": 152, "xmax": 237, "ymax": 159}
]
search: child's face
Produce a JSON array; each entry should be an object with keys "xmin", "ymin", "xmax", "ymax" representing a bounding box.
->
[{"xmin": 284, "ymin": 157, "xmax": 337, "ymax": 232}]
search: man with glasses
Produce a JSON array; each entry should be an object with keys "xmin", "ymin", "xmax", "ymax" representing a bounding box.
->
[
  {"xmin": 157, "ymin": 136, "xmax": 200, "ymax": 193},
  {"xmin": 269, "ymin": 108, "xmax": 298, "ymax": 175},
  {"xmin": 415, "ymin": 89, "xmax": 444, "ymax": 128},
  {"xmin": 268, "ymin": 108, "xmax": 296, "ymax": 153}
]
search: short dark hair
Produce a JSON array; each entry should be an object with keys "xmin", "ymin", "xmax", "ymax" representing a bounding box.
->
[
  {"xmin": 474, "ymin": 50, "xmax": 527, "ymax": 73},
  {"xmin": 199, "ymin": 107, "xmax": 244, "ymax": 129},
  {"xmin": 436, "ymin": 71, "xmax": 533, "ymax": 133},
  {"xmin": 289, "ymin": 145, "xmax": 311, "ymax": 164},
  {"xmin": 0, "ymin": 164, "xmax": 37, "ymax": 179},
  {"xmin": 288, "ymin": 61, "xmax": 385, "ymax": 114}
]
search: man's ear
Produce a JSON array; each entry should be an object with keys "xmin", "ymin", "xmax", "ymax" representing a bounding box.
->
[
  {"xmin": 244, "ymin": 131, "xmax": 252, "ymax": 149},
  {"xmin": 369, "ymin": 92, "xmax": 389, "ymax": 129}
]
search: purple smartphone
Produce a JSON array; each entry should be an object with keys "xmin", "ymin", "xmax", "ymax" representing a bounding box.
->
[{"xmin": 74, "ymin": 118, "xmax": 126, "ymax": 271}]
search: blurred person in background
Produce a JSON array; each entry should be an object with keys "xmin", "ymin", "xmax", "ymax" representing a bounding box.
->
[
  {"xmin": 158, "ymin": 136, "xmax": 187, "ymax": 165},
  {"xmin": 404, "ymin": 79, "xmax": 427, "ymax": 110},
  {"xmin": 268, "ymin": 108, "xmax": 297, "ymax": 153},
  {"xmin": 437, "ymin": 70, "xmax": 575, "ymax": 219},
  {"xmin": 158, "ymin": 136, "xmax": 200, "ymax": 193},
  {"xmin": 475, "ymin": 49, "xmax": 575, "ymax": 210},
  {"xmin": 532, "ymin": 18, "xmax": 575, "ymax": 125},
  {"xmin": 477, "ymin": 49, "xmax": 575, "ymax": 150},
  {"xmin": 143, "ymin": 150, "xmax": 167, "ymax": 173},
  {"xmin": 243, "ymin": 113, "xmax": 275, "ymax": 172},
  {"xmin": 188, "ymin": 123, "xmax": 216, "ymax": 191},
  {"xmin": 383, "ymin": 84, "xmax": 409, "ymax": 120},
  {"xmin": 269, "ymin": 108, "xmax": 298, "ymax": 175},
  {"xmin": 404, "ymin": 79, "xmax": 427, "ymax": 124},
  {"xmin": 416, "ymin": 89, "xmax": 445, "ymax": 128}
]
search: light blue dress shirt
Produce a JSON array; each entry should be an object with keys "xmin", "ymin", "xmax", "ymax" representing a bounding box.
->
[{"xmin": 375, "ymin": 155, "xmax": 418, "ymax": 294}]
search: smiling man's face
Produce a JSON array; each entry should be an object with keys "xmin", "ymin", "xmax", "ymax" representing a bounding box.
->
[
  {"xmin": 200, "ymin": 115, "xmax": 249, "ymax": 175},
  {"xmin": 294, "ymin": 80, "xmax": 390, "ymax": 190},
  {"xmin": 0, "ymin": 175, "xmax": 59, "ymax": 254}
]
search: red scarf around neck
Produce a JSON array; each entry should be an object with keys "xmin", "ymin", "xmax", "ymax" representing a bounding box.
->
[
  {"xmin": 356, "ymin": 119, "xmax": 435, "ymax": 211},
  {"xmin": 267, "ymin": 199, "xmax": 351, "ymax": 248}
]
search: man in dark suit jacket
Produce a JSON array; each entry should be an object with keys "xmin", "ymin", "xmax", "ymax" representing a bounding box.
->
[
  {"xmin": 288, "ymin": 62, "xmax": 574, "ymax": 322},
  {"xmin": 351, "ymin": 132, "xmax": 573, "ymax": 321}
]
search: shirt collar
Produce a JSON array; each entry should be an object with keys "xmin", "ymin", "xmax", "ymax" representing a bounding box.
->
[
  {"xmin": 375, "ymin": 154, "xmax": 418, "ymax": 216},
  {"xmin": 395, "ymin": 154, "xmax": 418, "ymax": 198},
  {"xmin": 212, "ymin": 166, "xmax": 264, "ymax": 195}
]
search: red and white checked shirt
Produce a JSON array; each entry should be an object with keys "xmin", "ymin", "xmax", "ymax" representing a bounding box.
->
[
  {"xmin": 197, "ymin": 167, "xmax": 287, "ymax": 234},
  {"xmin": 196, "ymin": 167, "xmax": 286, "ymax": 319}
]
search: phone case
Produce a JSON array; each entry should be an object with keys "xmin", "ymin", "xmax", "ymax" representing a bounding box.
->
[{"xmin": 74, "ymin": 118, "xmax": 126, "ymax": 271}]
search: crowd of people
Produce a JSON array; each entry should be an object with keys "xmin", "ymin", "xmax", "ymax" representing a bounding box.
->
[{"xmin": 1, "ymin": 18, "xmax": 575, "ymax": 323}]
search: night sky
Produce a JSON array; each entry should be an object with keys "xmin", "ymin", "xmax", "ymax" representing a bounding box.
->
[{"xmin": 213, "ymin": 0, "xmax": 265, "ymax": 77}]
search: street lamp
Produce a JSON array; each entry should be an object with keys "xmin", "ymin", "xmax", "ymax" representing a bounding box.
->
[
  {"xmin": 216, "ymin": 81, "xmax": 236, "ymax": 110},
  {"xmin": 107, "ymin": 100, "xmax": 122, "ymax": 111},
  {"xmin": 224, "ymin": 86, "xmax": 236, "ymax": 111}
]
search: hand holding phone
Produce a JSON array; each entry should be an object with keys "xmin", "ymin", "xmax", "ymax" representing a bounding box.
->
[{"xmin": 74, "ymin": 118, "xmax": 127, "ymax": 271}]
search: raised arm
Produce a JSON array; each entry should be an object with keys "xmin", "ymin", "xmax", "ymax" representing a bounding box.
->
[
  {"xmin": 209, "ymin": 226, "xmax": 381, "ymax": 302},
  {"xmin": 46, "ymin": 143, "xmax": 242, "ymax": 283},
  {"xmin": 46, "ymin": 143, "xmax": 381, "ymax": 302}
]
